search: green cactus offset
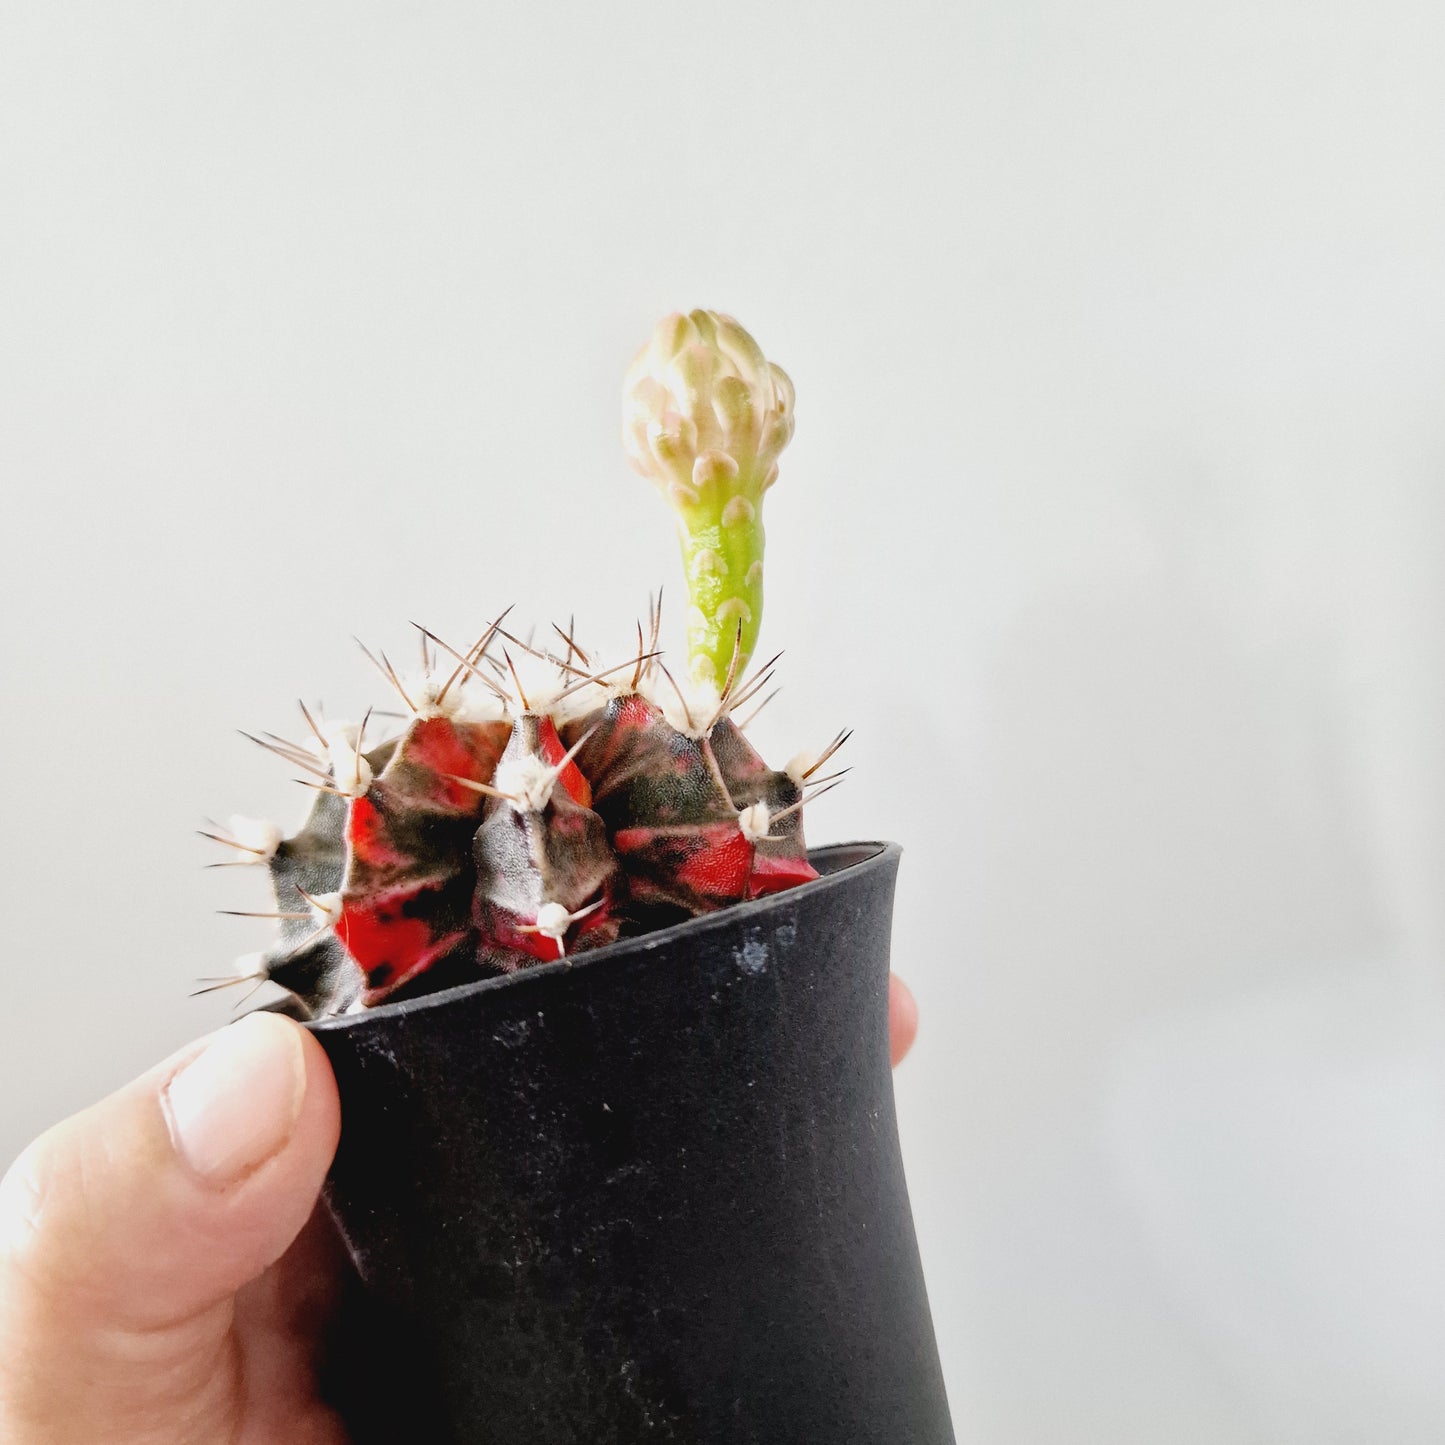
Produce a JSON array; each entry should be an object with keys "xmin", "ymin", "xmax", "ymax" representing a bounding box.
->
[{"xmin": 205, "ymin": 311, "xmax": 848, "ymax": 1017}]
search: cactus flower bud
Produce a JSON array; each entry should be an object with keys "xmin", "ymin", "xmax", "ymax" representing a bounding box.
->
[{"xmin": 624, "ymin": 310, "xmax": 794, "ymax": 687}]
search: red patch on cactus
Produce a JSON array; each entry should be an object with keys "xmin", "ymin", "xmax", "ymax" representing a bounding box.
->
[
  {"xmin": 708, "ymin": 716, "xmax": 817, "ymax": 894},
  {"xmin": 479, "ymin": 902, "xmax": 564, "ymax": 966},
  {"xmin": 345, "ymin": 794, "xmax": 411, "ymax": 869},
  {"xmin": 386, "ymin": 715, "xmax": 511, "ymax": 812},
  {"xmin": 337, "ymin": 887, "xmax": 470, "ymax": 1005},
  {"xmin": 611, "ymin": 820, "xmax": 816, "ymax": 909},
  {"xmin": 338, "ymin": 715, "xmax": 510, "ymax": 998},
  {"xmin": 561, "ymin": 692, "xmax": 663, "ymax": 794},
  {"xmin": 671, "ymin": 824, "xmax": 756, "ymax": 900},
  {"xmin": 533, "ymin": 713, "xmax": 592, "ymax": 807},
  {"xmin": 573, "ymin": 899, "xmax": 617, "ymax": 946},
  {"xmin": 747, "ymin": 851, "xmax": 819, "ymax": 897}
]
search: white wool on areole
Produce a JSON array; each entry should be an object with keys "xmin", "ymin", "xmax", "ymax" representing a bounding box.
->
[
  {"xmin": 322, "ymin": 720, "xmax": 360, "ymax": 755},
  {"xmin": 226, "ymin": 815, "xmax": 282, "ymax": 860},
  {"xmin": 737, "ymin": 800, "xmax": 772, "ymax": 843},
  {"xmin": 396, "ymin": 669, "xmax": 454, "ymax": 721},
  {"xmin": 482, "ymin": 642, "xmax": 577, "ymax": 718},
  {"xmin": 548, "ymin": 685, "xmax": 605, "ymax": 728},
  {"xmin": 784, "ymin": 751, "xmax": 816, "ymax": 787},
  {"xmin": 638, "ymin": 669, "xmax": 721, "ymax": 738},
  {"xmin": 516, "ymin": 671, "xmax": 570, "ymax": 716},
  {"xmin": 233, "ymin": 949, "xmax": 269, "ymax": 979},
  {"xmin": 321, "ymin": 721, "xmax": 372, "ymax": 797},
  {"xmin": 396, "ymin": 667, "xmax": 510, "ymax": 725},
  {"xmin": 447, "ymin": 683, "xmax": 510, "ymax": 726},
  {"xmin": 307, "ymin": 891, "xmax": 345, "ymax": 928},
  {"xmin": 332, "ymin": 748, "xmax": 373, "ymax": 799},
  {"xmin": 494, "ymin": 752, "xmax": 559, "ymax": 813},
  {"xmin": 533, "ymin": 901, "xmax": 572, "ymax": 940}
]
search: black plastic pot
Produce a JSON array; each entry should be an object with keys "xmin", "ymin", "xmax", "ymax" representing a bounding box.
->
[{"xmin": 307, "ymin": 841, "xmax": 953, "ymax": 1444}]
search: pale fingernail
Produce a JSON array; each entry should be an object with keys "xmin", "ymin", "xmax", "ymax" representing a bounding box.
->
[{"xmin": 163, "ymin": 1014, "xmax": 306, "ymax": 1184}]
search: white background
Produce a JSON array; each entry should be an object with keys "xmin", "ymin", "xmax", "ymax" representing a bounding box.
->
[{"xmin": 3, "ymin": 3, "xmax": 1443, "ymax": 1439}]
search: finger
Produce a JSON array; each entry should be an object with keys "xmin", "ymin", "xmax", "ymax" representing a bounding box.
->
[
  {"xmin": 0, "ymin": 1013, "xmax": 340, "ymax": 1440},
  {"xmin": 231, "ymin": 1207, "xmax": 351, "ymax": 1443},
  {"xmin": 889, "ymin": 973, "xmax": 919, "ymax": 1066}
]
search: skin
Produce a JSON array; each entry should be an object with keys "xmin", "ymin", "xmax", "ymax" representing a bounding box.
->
[
  {"xmin": 0, "ymin": 976, "xmax": 919, "ymax": 1444},
  {"xmin": 675, "ymin": 501, "xmax": 766, "ymax": 687}
]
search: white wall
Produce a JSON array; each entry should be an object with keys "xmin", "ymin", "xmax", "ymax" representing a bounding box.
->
[{"xmin": 2, "ymin": 3, "xmax": 1442, "ymax": 1438}]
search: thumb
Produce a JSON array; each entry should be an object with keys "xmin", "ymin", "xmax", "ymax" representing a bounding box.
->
[{"xmin": 0, "ymin": 1012, "xmax": 340, "ymax": 1437}]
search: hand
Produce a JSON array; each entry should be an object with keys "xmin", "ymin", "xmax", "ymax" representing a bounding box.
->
[
  {"xmin": 0, "ymin": 978, "xmax": 920, "ymax": 1443},
  {"xmin": 889, "ymin": 972, "xmax": 920, "ymax": 1067}
]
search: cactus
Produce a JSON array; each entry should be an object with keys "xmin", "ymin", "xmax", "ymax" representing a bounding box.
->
[{"xmin": 206, "ymin": 313, "xmax": 846, "ymax": 1018}]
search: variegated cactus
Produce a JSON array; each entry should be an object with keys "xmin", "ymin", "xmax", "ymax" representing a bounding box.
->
[{"xmin": 206, "ymin": 313, "xmax": 846, "ymax": 1018}]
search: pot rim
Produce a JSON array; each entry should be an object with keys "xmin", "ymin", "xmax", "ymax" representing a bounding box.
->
[{"xmin": 306, "ymin": 839, "xmax": 900, "ymax": 1032}]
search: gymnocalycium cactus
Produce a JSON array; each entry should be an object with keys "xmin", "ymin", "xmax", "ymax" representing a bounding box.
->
[{"xmin": 205, "ymin": 311, "xmax": 847, "ymax": 1018}]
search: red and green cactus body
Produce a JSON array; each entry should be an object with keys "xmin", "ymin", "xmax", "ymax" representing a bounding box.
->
[
  {"xmin": 563, "ymin": 691, "xmax": 815, "ymax": 917},
  {"xmin": 339, "ymin": 713, "xmax": 510, "ymax": 1004},
  {"xmin": 470, "ymin": 711, "xmax": 621, "ymax": 973},
  {"xmin": 228, "ymin": 657, "xmax": 827, "ymax": 1017},
  {"xmin": 213, "ymin": 311, "xmax": 841, "ymax": 1017}
]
